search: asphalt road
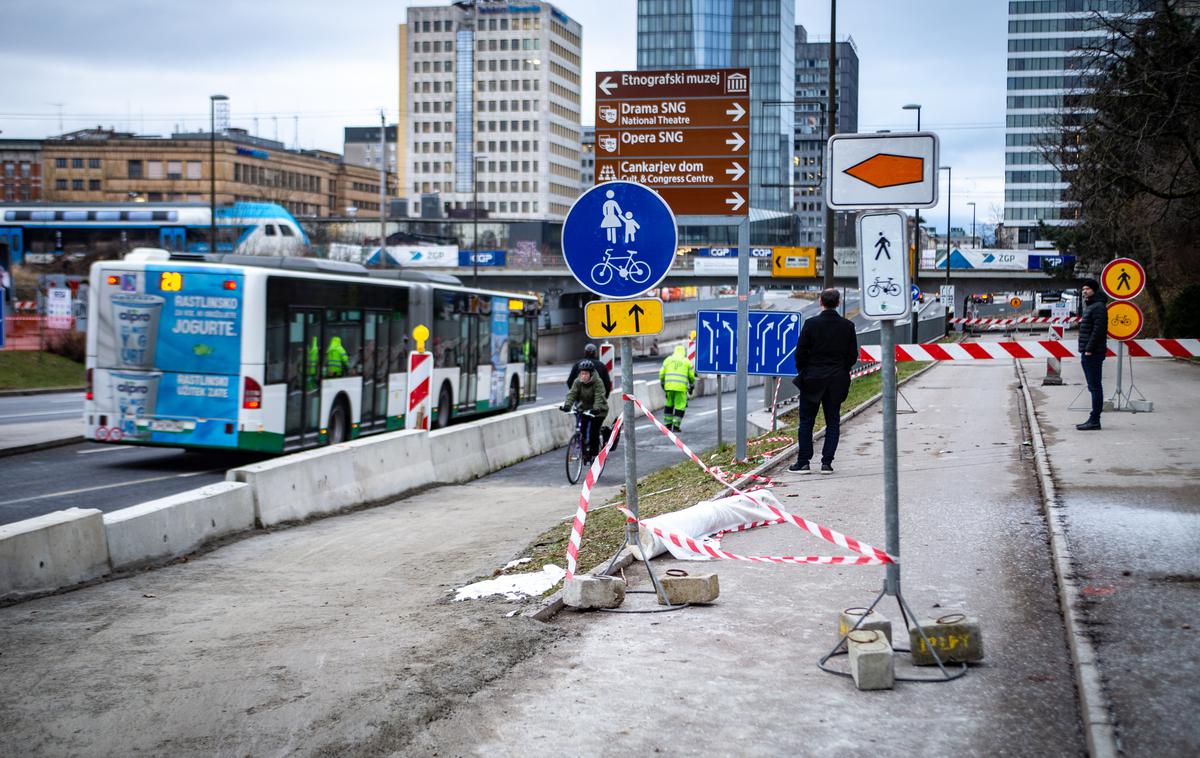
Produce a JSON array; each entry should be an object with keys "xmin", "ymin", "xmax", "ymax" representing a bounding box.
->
[
  {"xmin": 0, "ymin": 392, "xmax": 82, "ymax": 426},
  {"xmin": 0, "ymin": 354, "xmax": 760, "ymax": 526}
]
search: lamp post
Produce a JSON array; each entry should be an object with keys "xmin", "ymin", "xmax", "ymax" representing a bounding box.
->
[
  {"xmin": 967, "ymin": 201, "xmax": 977, "ymax": 248},
  {"xmin": 472, "ymin": 154, "xmax": 488, "ymax": 288},
  {"xmin": 209, "ymin": 94, "xmax": 227, "ymax": 254},
  {"xmin": 940, "ymin": 166, "xmax": 952, "ymax": 288},
  {"xmin": 902, "ymin": 104, "xmax": 921, "ymax": 342}
]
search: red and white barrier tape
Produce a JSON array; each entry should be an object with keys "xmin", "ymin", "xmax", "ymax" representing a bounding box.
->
[
  {"xmin": 858, "ymin": 338, "xmax": 1200, "ymax": 362},
  {"xmin": 564, "ymin": 414, "xmax": 623, "ymax": 581},
  {"xmin": 618, "ymin": 506, "xmax": 890, "ymax": 566},
  {"xmin": 621, "ymin": 393, "xmax": 895, "ymax": 564},
  {"xmin": 950, "ymin": 316, "xmax": 1081, "ymax": 325},
  {"xmin": 850, "ymin": 361, "xmax": 882, "ymax": 380}
]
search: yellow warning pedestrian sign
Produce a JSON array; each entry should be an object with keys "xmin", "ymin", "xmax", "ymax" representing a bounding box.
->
[
  {"xmin": 1009, "ymin": 296, "xmax": 1022, "ymax": 309},
  {"xmin": 1101, "ymin": 257, "xmax": 1145, "ymax": 301},
  {"xmin": 771, "ymin": 247, "xmax": 818, "ymax": 278},
  {"xmin": 1107, "ymin": 301, "xmax": 1143, "ymax": 341},
  {"xmin": 585, "ymin": 298, "xmax": 665, "ymax": 339}
]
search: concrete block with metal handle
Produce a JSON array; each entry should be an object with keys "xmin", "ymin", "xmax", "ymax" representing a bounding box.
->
[
  {"xmin": 909, "ymin": 613, "xmax": 985, "ymax": 665},
  {"xmin": 836, "ymin": 606, "xmax": 893, "ymax": 651},
  {"xmin": 657, "ymin": 570, "xmax": 719, "ymax": 605},
  {"xmin": 848, "ymin": 629, "xmax": 895, "ymax": 690},
  {"xmin": 563, "ymin": 575, "xmax": 626, "ymax": 610}
]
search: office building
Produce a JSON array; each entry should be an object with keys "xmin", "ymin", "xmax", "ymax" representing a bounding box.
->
[
  {"xmin": 636, "ymin": 0, "xmax": 795, "ymax": 213},
  {"xmin": 793, "ymin": 25, "xmax": 858, "ymax": 246},
  {"xmin": 1004, "ymin": 0, "xmax": 1156, "ymax": 247},
  {"xmin": 0, "ymin": 140, "xmax": 43, "ymax": 203},
  {"xmin": 580, "ymin": 125, "xmax": 595, "ymax": 186},
  {"xmin": 39, "ymin": 128, "xmax": 388, "ymax": 217},
  {"xmin": 344, "ymin": 125, "xmax": 398, "ymax": 174},
  {"xmin": 398, "ymin": 1, "xmax": 583, "ymax": 220}
]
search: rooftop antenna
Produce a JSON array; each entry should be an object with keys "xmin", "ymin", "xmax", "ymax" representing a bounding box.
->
[
  {"xmin": 272, "ymin": 116, "xmax": 278, "ymax": 141},
  {"xmin": 47, "ymin": 102, "xmax": 65, "ymax": 133},
  {"xmin": 293, "ymin": 115, "xmax": 299, "ymax": 149}
]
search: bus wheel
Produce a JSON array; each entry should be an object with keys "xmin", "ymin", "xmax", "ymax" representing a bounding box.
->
[
  {"xmin": 434, "ymin": 384, "xmax": 453, "ymax": 429},
  {"xmin": 327, "ymin": 399, "xmax": 349, "ymax": 444},
  {"xmin": 508, "ymin": 377, "xmax": 520, "ymax": 411}
]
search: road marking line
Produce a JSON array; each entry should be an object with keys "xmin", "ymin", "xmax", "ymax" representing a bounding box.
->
[
  {"xmin": 76, "ymin": 446, "xmax": 136, "ymax": 455},
  {"xmin": 0, "ymin": 410, "xmax": 82, "ymax": 420},
  {"xmin": 0, "ymin": 469, "xmax": 222, "ymax": 507}
]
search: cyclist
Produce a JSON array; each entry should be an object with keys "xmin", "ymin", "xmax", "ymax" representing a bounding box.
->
[
  {"xmin": 659, "ymin": 344, "xmax": 696, "ymax": 432},
  {"xmin": 566, "ymin": 343, "xmax": 613, "ymax": 396},
  {"xmin": 561, "ymin": 360, "xmax": 608, "ymax": 464}
]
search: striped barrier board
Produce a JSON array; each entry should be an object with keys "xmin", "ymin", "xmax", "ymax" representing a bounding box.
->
[
  {"xmin": 951, "ymin": 316, "xmax": 1081, "ymax": 325},
  {"xmin": 405, "ymin": 351, "xmax": 432, "ymax": 430},
  {"xmin": 858, "ymin": 339, "xmax": 1200, "ymax": 362}
]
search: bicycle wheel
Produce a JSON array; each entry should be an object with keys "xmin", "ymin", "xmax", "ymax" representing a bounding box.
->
[
  {"xmin": 867, "ymin": 285, "xmax": 881, "ymax": 297},
  {"xmin": 628, "ymin": 260, "xmax": 651, "ymax": 284},
  {"xmin": 566, "ymin": 432, "xmax": 584, "ymax": 484},
  {"xmin": 590, "ymin": 261, "xmax": 614, "ymax": 286}
]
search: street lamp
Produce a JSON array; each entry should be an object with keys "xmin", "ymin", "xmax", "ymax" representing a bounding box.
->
[
  {"xmin": 940, "ymin": 166, "xmax": 952, "ymax": 288},
  {"xmin": 967, "ymin": 201, "xmax": 977, "ymax": 248},
  {"xmin": 902, "ymin": 104, "xmax": 922, "ymax": 342},
  {"xmin": 209, "ymin": 94, "xmax": 228, "ymax": 255},
  {"xmin": 902, "ymin": 103, "xmax": 922, "ymax": 131},
  {"xmin": 472, "ymin": 155, "xmax": 488, "ymax": 288}
]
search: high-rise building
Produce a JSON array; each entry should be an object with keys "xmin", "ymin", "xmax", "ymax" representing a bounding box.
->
[
  {"xmin": 793, "ymin": 25, "xmax": 858, "ymax": 246},
  {"xmin": 580, "ymin": 125, "xmax": 595, "ymax": 186},
  {"xmin": 636, "ymin": 0, "xmax": 795, "ymax": 213},
  {"xmin": 343, "ymin": 126, "xmax": 398, "ymax": 174},
  {"xmin": 1003, "ymin": 0, "xmax": 1157, "ymax": 247},
  {"xmin": 398, "ymin": 1, "xmax": 583, "ymax": 221}
]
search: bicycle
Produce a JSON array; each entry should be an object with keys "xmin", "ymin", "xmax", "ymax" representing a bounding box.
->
[
  {"xmin": 867, "ymin": 277, "xmax": 902, "ymax": 298},
  {"xmin": 563, "ymin": 406, "xmax": 604, "ymax": 484},
  {"xmin": 590, "ymin": 248, "xmax": 651, "ymax": 287}
]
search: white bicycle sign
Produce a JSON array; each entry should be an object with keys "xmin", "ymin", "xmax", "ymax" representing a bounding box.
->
[{"xmin": 591, "ymin": 248, "xmax": 651, "ymax": 286}]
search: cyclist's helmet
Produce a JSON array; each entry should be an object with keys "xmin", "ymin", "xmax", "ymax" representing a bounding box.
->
[
  {"xmin": 577, "ymin": 359, "xmax": 596, "ymax": 373},
  {"xmin": 583, "ymin": 343, "xmax": 598, "ymax": 358}
]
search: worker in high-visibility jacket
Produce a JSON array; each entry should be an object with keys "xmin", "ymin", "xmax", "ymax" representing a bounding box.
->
[
  {"xmin": 324, "ymin": 336, "xmax": 351, "ymax": 378},
  {"xmin": 659, "ymin": 344, "xmax": 696, "ymax": 432}
]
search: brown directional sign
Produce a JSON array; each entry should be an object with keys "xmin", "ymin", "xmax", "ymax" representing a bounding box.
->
[
  {"xmin": 594, "ymin": 158, "xmax": 749, "ymax": 187},
  {"xmin": 595, "ymin": 98, "xmax": 748, "ymax": 129},
  {"xmin": 595, "ymin": 67, "xmax": 749, "ymax": 216}
]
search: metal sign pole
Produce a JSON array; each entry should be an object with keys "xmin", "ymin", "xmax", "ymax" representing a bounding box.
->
[
  {"xmin": 1114, "ymin": 340, "xmax": 1125, "ymax": 410},
  {"xmin": 880, "ymin": 319, "xmax": 901, "ymax": 596},
  {"xmin": 735, "ymin": 217, "xmax": 750, "ymax": 460},
  {"xmin": 620, "ymin": 337, "xmax": 639, "ymax": 549},
  {"xmin": 716, "ymin": 374, "xmax": 723, "ymax": 448}
]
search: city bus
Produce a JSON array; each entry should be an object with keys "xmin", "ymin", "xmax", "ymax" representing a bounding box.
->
[
  {"xmin": 85, "ymin": 250, "xmax": 538, "ymax": 453},
  {"xmin": 0, "ymin": 201, "xmax": 306, "ymax": 266}
]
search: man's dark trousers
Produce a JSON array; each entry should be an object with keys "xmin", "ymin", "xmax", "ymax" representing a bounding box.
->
[
  {"xmin": 1080, "ymin": 353, "xmax": 1105, "ymax": 421},
  {"xmin": 796, "ymin": 376, "xmax": 849, "ymax": 466}
]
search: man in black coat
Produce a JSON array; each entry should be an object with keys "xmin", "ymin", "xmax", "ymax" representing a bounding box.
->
[
  {"xmin": 1076, "ymin": 278, "xmax": 1109, "ymax": 431},
  {"xmin": 789, "ymin": 289, "xmax": 859, "ymax": 474}
]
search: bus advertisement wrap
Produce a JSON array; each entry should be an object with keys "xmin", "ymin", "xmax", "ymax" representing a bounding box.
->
[
  {"xmin": 490, "ymin": 296, "xmax": 510, "ymax": 407},
  {"xmin": 92, "ymin": 266, "xmax": 243, "ymax": 447}
]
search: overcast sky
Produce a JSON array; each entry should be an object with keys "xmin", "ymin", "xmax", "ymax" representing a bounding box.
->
[{"xmin": 0, "ymin": 0, "xmax": 1006, "ymax": 233}]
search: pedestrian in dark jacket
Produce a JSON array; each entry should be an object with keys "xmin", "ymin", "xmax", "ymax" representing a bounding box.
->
[
  {"xmin": 789, "ymin": 289, "xmax": 859, "ymax": 474},
  {"xmin": 1076, "ymin": 278, "xmax": 1109, "ymax": 430},
  {"xmin": 566, "ymin": 343, "xmax": 613, "ymax": 396}
]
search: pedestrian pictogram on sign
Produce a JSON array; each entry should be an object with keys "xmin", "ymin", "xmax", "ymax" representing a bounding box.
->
[
  {"xmin": 585, "ymin": 298, "xmax": 665, "ymax": 338},
  {"xmin": 1101, "ymin": 257, "xmax": 1146, "ymax": 300},
  {"xmin": 1010, "ymin": 296, "xmax": 1022, "ymax": 309},
  {"xmin": 873, "ymin": 232, "xmax": 892, "ymax": 260}
]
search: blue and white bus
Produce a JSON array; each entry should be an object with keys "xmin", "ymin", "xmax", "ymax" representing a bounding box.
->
[
  {"xmin": 0, "ymin": 201, "xmax": 306, "ymax": 265},
  {"xmin": 85, "ymin": 250, "xmax": 538, "ymax": 453}
]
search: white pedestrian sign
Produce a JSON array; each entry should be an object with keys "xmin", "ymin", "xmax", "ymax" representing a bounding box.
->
[{"xmin": 857, "ymin": 211, "xmax": 910, "ymax": 320}]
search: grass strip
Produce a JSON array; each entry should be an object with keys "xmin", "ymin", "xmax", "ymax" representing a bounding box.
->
[
  {"xmin": 0, "ymin": 351, "xmax": 85, "ymax": 391},
  {"xmin": 505, "ymin": 361, "xmax": 930, "ymax": 590}
]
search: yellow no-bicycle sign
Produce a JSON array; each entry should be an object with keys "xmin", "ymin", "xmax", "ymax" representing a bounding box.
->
[{"xmin": 584, "ymin": 298, "xmax": 664, "ymax": 339}]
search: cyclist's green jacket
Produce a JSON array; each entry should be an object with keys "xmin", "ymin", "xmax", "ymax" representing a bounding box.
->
[
  {"xmin": 659, "ymin": 345, "xmax": 695, "ymax": 392},
  {"xmin": 566, "ymin": 374, "xmax": 608, "ymax": 414}
]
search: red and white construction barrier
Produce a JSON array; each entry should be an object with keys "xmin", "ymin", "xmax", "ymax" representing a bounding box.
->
[
  {"xmin": 12, "ymin": 301, "xmax": 37, "ymax": 312},
  {"xmin": 950, "ymin": 316, "xmax": 1081, "ymax": 326},
  {"xmin": 564, "ymin": 415, "xmax": 624, "ymax": 581},
  {"xmin": 599, "ymin": 342, "xmax": 615, "ymax": 378},
  {"xmin": 405, "ymin": 351, "xmax": 432, "ymax": 430},
  {"xmin": 850, "ymin": 361, "xmax": 883, "ymax": 380},
  {"xmin": 858, "ymin": 338, "xmax": 1200, "ymax": 362},
  {"xmin": 686, "ymin": 336, "xmax": 696, "ymax": 367}
]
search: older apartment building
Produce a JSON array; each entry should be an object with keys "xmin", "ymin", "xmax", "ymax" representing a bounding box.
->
[{"xmin": 39, "ymin": 128, "xmax": 390, "ymax": 217}]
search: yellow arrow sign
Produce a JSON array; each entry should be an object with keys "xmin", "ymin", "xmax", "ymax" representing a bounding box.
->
[
  {"xmin": 771, "ymin": 246, "xmax": 818, "ymax": 278},
  {"xmin": 584, "ymin": 298, "xmax": 665, "ymax": 339}
]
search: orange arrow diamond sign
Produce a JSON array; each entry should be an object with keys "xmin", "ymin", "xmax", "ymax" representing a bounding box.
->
[{"xmin": 843, "ymin": 153, "xmax": 925, "ymax": 188}]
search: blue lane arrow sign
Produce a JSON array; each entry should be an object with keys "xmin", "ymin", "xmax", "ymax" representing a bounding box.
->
[
  {"xmin": 695, "ymin": 309, "xmax": 801, "ymax": 376},
  {"xmin": 562, "ymin": 181, "xmax": 677, "ymax": 299}
]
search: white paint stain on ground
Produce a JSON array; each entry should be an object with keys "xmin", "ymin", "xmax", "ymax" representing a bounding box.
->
[{"xmin": 454, "ymin": 564, "xmax": 566, "ymax": 602}]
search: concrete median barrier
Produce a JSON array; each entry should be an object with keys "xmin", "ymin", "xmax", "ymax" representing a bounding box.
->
[
  {"xmin": 104, "ymin": 482, "xmax": 255, "ymax": 571},
  {"xmin": 0, "ymin": 507, "xmax": 109, "ymax": 601},
  {"xmin": 429, "ymin": 425, "xmax": 490, "ymax": 483},
  {"xmin": 526, "ymin": 406, "xmax": 574, "ymax": 450},
  {"xmin": 346, "ymin": 429, "xmax": 436, "ymax": 503},
  {"xmin": 228, "ymin": 444, "xmax": 363, "ymax": 527},
  {"xmin": 481, "ymin": 411, "xmax": 536, "ymax": 471}
]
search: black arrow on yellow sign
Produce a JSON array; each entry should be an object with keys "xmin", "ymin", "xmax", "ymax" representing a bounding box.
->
[
  {"xmin": 629, "ymin": 303, "xmax": 644, "ymax": 331},
  {"xmin": 601, "ymin": 304, "xmax": 618, "ymax": 333}
]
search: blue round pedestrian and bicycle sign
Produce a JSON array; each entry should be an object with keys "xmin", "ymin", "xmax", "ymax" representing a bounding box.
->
[{"xmin": 561, "ymin": 181, "xmax": 678, "ymax": 299}]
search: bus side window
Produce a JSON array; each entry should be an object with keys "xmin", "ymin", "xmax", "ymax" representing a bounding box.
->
[
  {"xmin": 434, "ymin": 291, "xmax": 461, "ymax": 368},
  {"xmin": 323, "ymin": 309, "xmax": 362, "ymax": 378},
  {"xmin": 389, "ymin": 311, "xmax": 408, "ymax": 372},
  {"xmin": 265, "ymin": 304, "xmax": 287, "ymax": 384}
]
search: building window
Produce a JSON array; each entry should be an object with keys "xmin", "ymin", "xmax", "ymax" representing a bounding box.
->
[
  {"xmin": 128, "ymin": 160, "xmax": 144, "ymax": 179},
  {"xmin": 56, "ymin": 179, "xmax": 67, "ymax": 190},
  {"xmin": 55, "ymin": 158, "xmax": 67, "ymax": 168},
  {"xmin": 89, "ymin": 179, "xmax": 101, "ymax": 190},
  {"xmin": 148, "ymin": 161, "xmax": 164, "ymax": 179},
  {"xmin": 88, "ymin": 158, "xmax": 101, "ymax": 169},
  {"xmin": 72, "ymin": 179, "xmax": 84, "ymax": 190},
  {"xmin": 186, "ymin": 161, "xmax": 202, "ymax": 179},
  {"xmin": 71, "ymin": 157, "xmax": 84, "ymax": 169},
  {"xmin": 167, "ymin": 161, "xmax": 182, "ymax": 179}
]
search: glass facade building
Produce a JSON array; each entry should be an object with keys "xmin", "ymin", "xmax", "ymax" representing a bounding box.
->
[
  {"xmin": 636, "ymin": 0, "xmax": 795, "ymax": 213},
  {"xmin": 793, "ymin": 25, "xmax": 858, "ymax": 247}
]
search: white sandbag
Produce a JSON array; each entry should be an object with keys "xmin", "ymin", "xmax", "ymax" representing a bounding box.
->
[{"xmin": 638, "ymin": 490, "xmax": 784, "ymax": 561}]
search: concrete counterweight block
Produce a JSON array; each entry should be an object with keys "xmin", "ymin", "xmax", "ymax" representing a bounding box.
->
[
  {"xmin": 657, "ymin": 571, "xmax": 719, "ymax": 605},
  {"xmin": 836, "ymin": 606, "xmax": 893, "ymax": 651},
  {"xmin": 909, "ymin": 613, "xmax": 985, "ymax": 665},
  {"xmin": 848, "ymin": 629, "xmax": 895, "ymax": 690},
  {"xmin": 563, "ymin": 575, "xmax": 626, "ymax": 610}
]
